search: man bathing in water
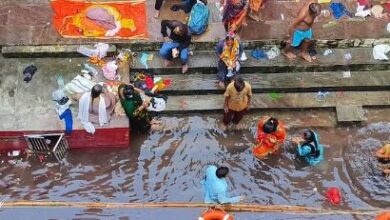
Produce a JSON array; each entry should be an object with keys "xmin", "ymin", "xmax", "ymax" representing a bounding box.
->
[{"xmin": 283, "ymin": 0, "xmax": 321, "ymax": 62}]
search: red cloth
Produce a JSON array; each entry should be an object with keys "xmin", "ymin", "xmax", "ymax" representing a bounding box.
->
[
  {"xmin": 358, "ymin": 0, "xmax": 368, "ymax": 6},
  {"xmin": 325, "ymin": 187, "xmax": 341, "ymax": 205}
]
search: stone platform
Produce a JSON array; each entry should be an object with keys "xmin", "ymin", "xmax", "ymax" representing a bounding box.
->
[{"xmin": 1, "ymin": 0, "xmax": 390, "ymax": 47}]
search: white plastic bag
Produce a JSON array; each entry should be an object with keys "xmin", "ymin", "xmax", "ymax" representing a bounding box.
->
[{"xmin": 373, "ymin": 44, "xmax": 390, "ymax": 60}]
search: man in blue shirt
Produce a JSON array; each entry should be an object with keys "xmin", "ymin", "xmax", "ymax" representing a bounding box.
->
[
  {"xmin": 292, "ymin": 129, "xmax": 324, "ymax": 166},
  {"xmin": 201, "ymin": 165, "xmax": 242, "ymax": 204}
]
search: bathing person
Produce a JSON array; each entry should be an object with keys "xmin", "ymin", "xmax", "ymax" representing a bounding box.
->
[
  {"xmin": 202, "ymin": 165, "xmax": 243, "ymax": 204},
  {"xmin": 283, "ymin": 0, "xmax": 321, "ymax": 62},
  {"xmin": 118, "ymin": 84, "xmax": 159, "ymax": 133},
  {"xmin": 221, "ymin": 0, "xmax": 248, "ymax": 33},
  {"xmin": 76, "ymin": 84, "xmax": 116, "ymax": 133},
  {"xmin": 375, "ymin": 144, "xmax": 390, "ymax": 176},
  {"xmin": 222, "ymin": 77, "xmax": 252, "ymax": 130},
  {"xmin": 160, "ymin": 20, "xmax": 192, "ymax": 73},
  {"xmin": 216, "ymin": 32, "xmax": 243, "ymax": 89},
  {"xmin": 292, "ymin": 129, "xmax": 324, "ymax": 166},
  {"xmin": 253, "ymin": 116, "xmax": 286, "ymax": 158}
]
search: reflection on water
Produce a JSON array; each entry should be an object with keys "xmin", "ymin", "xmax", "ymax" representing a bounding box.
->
[{"xmin": 0, "ymin": 115, "xmax": 389, "ymax": 219}]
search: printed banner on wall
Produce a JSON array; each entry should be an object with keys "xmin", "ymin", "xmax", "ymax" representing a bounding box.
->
[{"xmin": 51, "ymin": 0, "xmax": 148, "ymax": 39}]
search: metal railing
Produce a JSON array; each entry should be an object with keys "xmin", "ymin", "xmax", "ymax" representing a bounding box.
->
[{"xmin": 24, "ymin": 133, "xmax": 69, "ymax": 162}]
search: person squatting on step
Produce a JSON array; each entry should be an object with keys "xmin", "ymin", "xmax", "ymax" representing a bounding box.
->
[
  {"xmin": 74, "ymin": 84, "xmax": 116, "ymax": 134},
  {"xmin": 282, "ymin": 0, "xmax": 321, "ymax": 62},
  {"xmin": 292, "ymin": 129, "xmax": 324, "ymax": 166},
  {"xmin": 118, "ymin": 84, "xmax": 161, "ymax": 133},
  {"xmin": 160, "ymin": 20, "xmax": 192, "ymax": 73},
  {"xmin": 216, "ymin": 32, "xmax": 244, "ymax": 89},
  {"xmin": 252, "ymin": 116, "xmax": 286, "ymax": 158},
  {"xmin": 202, "ymin": 165, "xmax": 244, "ymax": 204},
  {"xmin": 222, "ymin": 77, "xmax": 252, "ymax": 130}
]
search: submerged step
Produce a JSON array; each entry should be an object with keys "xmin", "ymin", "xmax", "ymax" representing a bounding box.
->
[
  {"xmin": 336, "ymin": 105, "xmax": 367, "ymax": 122},
  {"xmin": 132, "ymin": 48, "xmax": 390, "ymax": 74},
  {"xmin": 161, "ymin": 71, "xmax": 390, "ymax": 95}
]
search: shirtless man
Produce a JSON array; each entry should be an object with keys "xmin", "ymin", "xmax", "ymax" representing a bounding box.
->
[{"xmin": 283, "ymin": 0, "xmax": 321, "ymax": 62}]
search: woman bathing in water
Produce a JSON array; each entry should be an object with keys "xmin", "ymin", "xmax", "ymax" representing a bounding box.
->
[{"xmin": 283, "ymin": 0, "xmax": 321, "ymax": 62}]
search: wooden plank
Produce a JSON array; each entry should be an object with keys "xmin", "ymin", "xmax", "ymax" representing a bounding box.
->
[
  {"xmin": 165, "ymin": 91, "xmax": 390, "ymax": 112},
  {"xmin": 336, "ymin": 105, "xmax": 366, "ymax": 122},
  {"xmin": 161, "ymin": 71, "xmax": 390, "ymax": 94},
  {"xmin": 132, "ymin": 48, "xmax": 390, "ymax": 74}
]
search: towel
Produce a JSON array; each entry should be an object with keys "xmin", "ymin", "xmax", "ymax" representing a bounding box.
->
[{"xmin": 77, "ymin": 92, "xmax": 108, "ymax": 134}]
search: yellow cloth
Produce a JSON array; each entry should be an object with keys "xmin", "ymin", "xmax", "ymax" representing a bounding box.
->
[
  {"xmin": 383, "ymin": 144, "xmax": 390, "ymax": 155},
  {"xmin": 220, "ymin": 39, "xmax": 240, "ymax": 66},
  {"xmin": 224, "ymin": 81, "xmax": 252, "ymax": 112}
]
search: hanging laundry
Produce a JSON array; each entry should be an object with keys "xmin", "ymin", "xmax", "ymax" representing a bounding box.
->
[{"xmin": 373, "ymin": 44, "xmax": 390, "ymax": 60}]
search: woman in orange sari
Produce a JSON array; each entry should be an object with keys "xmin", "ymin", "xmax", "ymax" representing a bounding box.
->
[{"xmin": 253, "ymin": 116, "xmax": 286, "ymax": 158}]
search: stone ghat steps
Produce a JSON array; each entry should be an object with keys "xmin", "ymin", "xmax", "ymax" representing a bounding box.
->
[
  {"xmin": 164, "ymin": 91, "xmax": 390, "ymax": 122},
  {"xmin": 132, "ymin": 48, "xmax": 390, "ymax": 74},
  {"xmin": 160, "ymin": 70, "xmax": 390, "ymax": 95}
]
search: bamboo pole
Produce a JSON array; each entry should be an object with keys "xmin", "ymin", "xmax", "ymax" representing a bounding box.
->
[{"xmin": 0, "ymin": 201, "xmax": 385, "ymax": 216}]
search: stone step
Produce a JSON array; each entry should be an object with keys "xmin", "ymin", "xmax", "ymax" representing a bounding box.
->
[
  {"xmin": 132, "ymin": 48, "xmax": 390, "ymax": 74},
  {"xmin": 1, "ymin": 44, "xmax": 117, "ymax": 58},
  {"xmin": 160, "ymin": 70, "xmax": 390, "ymax": 95},
  {"xmin": 164, "ymin": 91, "xmax": 390, "ymax": 120}
]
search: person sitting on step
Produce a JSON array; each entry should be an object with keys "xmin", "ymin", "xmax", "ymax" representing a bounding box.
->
[
  {"xmin": 292, "ymin": 129, "xmax": 324, "ymax": 166},
  {"xmin": 160, "ymin": 20, "xmax": 192, "ymax": 73},
  {"xmin": 216, "ymin": 32, "xmax": 243, "ymax": 89},
  {"xmin": 118, "ymin": 84, "xmax": 161, "ymax": 133},
  {"xmin": 75, "ymin": 84, "xmax": 116, "ymax": 134}
]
